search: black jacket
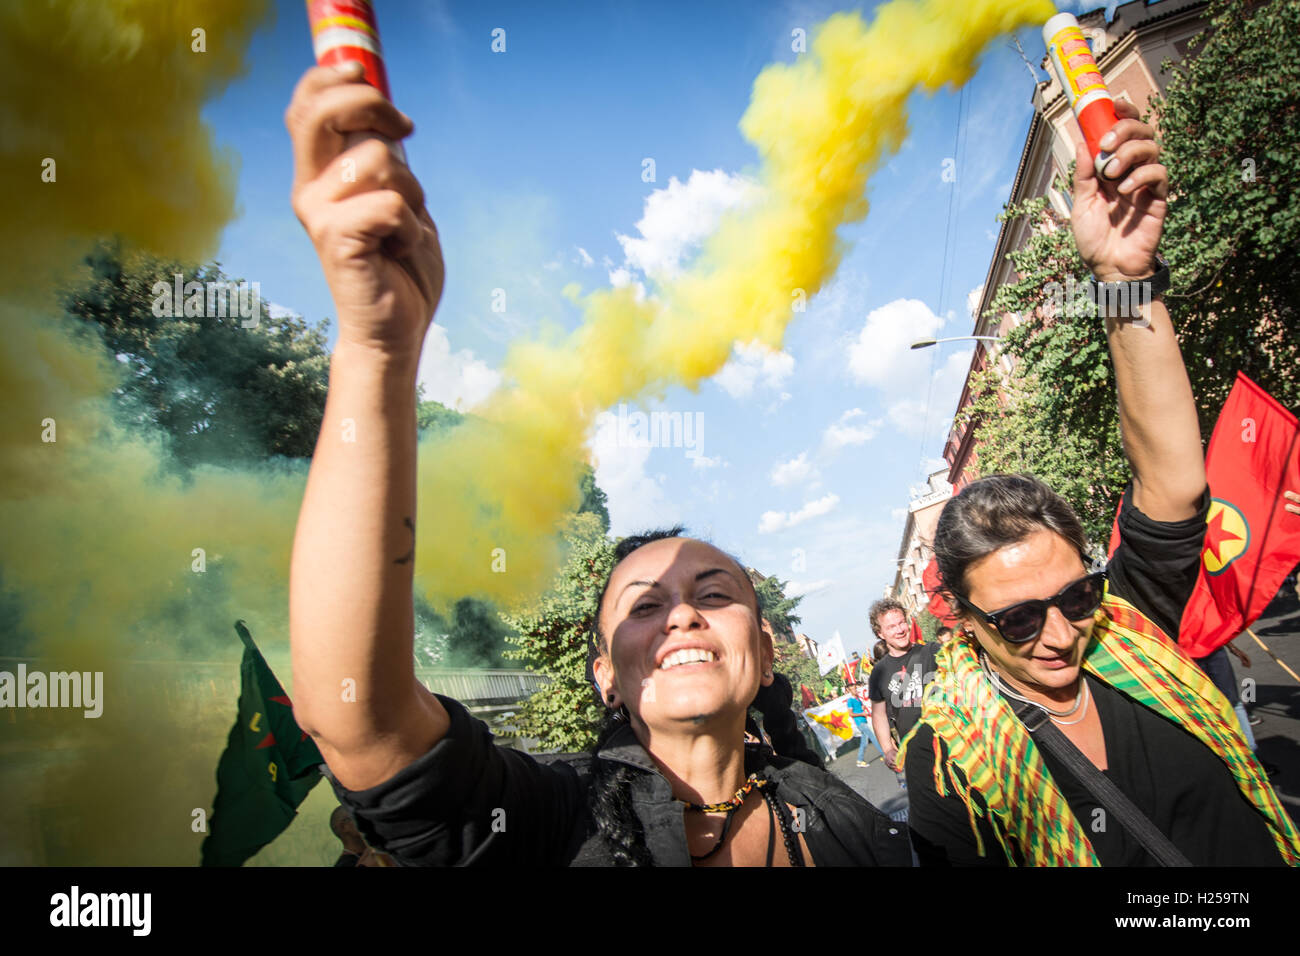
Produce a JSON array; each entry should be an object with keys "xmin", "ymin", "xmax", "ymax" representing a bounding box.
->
[{"xmin": 325, "ymin": 694, "xmax": 911, "ymax": 866}]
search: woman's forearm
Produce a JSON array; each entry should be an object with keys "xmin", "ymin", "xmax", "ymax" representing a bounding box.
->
[
  {"xmin": 1106, "ymin": 294, "xmax": 1207, "ymax": 522},
  {"xmin": 290, "ymin": 339, "xmax": 449, "ymax": 785}
]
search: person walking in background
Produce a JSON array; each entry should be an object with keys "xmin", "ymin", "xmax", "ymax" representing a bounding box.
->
[
  {"xmin": 847, "ymin": 685, "xmax": 883, "ymax": 767},
  {"xmin": 867, "ymin": 598, "xmax": 941, "ymax": 789}
]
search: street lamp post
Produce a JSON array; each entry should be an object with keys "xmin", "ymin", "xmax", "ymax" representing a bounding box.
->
[{"xmin": 909, "ymin": 335, "xmax": 1002, "ymax": 350}]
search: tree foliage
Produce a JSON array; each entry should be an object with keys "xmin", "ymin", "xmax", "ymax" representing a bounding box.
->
[
  {"xmin": 416, "ymin": 389, "xmax": 465, "ymax": 436},
  {"xmin": 916, "ymin": 607, "xmax": 942, "ymax": 645},
  {"xmin": 502, "ymin": 513, "xmax": 615, "ymax": 752},
  {"xmin": 61, "ymin": 238, "xmax": 331, "ymax": 467},
  {"xmin": 773, "ymin": 640, "xmax": 823, "ymax": 702},
  {"xmin": 1157, "ymin": 0, "xmax": 1300, "ymax": 432},
  {"xmin": 961, "ymin": 193, "xmax": 1129, "ymax": 548},
  {"xmin": 962, "ymin": 0, "xmax": 1300, "ymax": 549},
  {"xmin": 578, "ymin": 465, "xmax": 611, "ymax": 533},
  {"xmin": 753, "ymin": 575, "xmax": 803, "ymax": 641}
]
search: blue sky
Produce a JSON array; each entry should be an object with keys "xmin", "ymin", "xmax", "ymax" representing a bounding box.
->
[{"xmin": 205, "ymin": 0, "xmax": 1105, "ymax": 660}]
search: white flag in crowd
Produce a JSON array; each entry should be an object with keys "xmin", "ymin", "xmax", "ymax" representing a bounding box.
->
[{"xmin": 817, "ymin": 630, "xmax": 847, "ymax": 675}]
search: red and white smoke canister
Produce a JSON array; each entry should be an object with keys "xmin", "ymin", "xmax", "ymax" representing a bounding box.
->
[
  {"xmin": 306, "ymin": 0, "xmax": 406, "ymax": 163},
  {"xmin": 1043, "ymin": 12, "xmax": 1121, "ymax": 181}
]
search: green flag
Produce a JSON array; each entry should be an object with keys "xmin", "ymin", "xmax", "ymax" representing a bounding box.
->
[{"xmin": 201, "ymin": 621, "xmax": 324, "ymax": 866}]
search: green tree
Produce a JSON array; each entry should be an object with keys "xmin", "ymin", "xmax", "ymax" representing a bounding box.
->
[
  {"xmin": 61, "ymin": 238, "xmax": 330, "ymax": 467},
  {"xmin": 916, "ymin": 607, "xmax": 942, "ymax": 644},
  {"xmin": 434, "ymin": 598, "xmax": 509, "ymax": 668},
  {"xmin": 1157, "ymin": 0, "xmax": 1300, "ymax": 433},
  {"xmin": 753, "ymin": 575, "xmax": 803, "ymax": 641},
  {"xmin": 773, "ymin": 640, "xmax": 822, "ymax": 702},
  {"xmin": 961, "ymin": 192, "xmax": 1130, "ymax": 549},
  {"xmin": 502, "ymin": 512, "xmax": 615, "ymax": 752},
  {"xmin": 416, "ymin": 389, "xmax": 465, "ymax": 436},
  {"xmin": 577, "ymin": 465, "xmax": 611, "ymax": 533}
]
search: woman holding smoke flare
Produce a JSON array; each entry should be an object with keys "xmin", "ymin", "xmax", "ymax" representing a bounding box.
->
[
  {"xmin": 898, "ymin": 113, "xmax": 1300, "ymax": 866},
  {"xmin": 283, "ymin": 63, "xmax": 909, "ymax": 866},
  {"xmin": 284, "ymin": 47, "xmax": 1299, "ymax": 866}
]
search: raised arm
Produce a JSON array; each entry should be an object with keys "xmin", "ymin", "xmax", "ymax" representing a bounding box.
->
[
  {"xmin": 286, "ymin": 64, "xmax": 449, "ymax": 791},
  {"xmin": 1070, "ymin": 97, "xmax": 1206, "ymax": 522}
]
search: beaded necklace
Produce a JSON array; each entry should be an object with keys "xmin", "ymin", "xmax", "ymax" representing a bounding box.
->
[{"xmin": 683, "ymin": 773, "xmax": 805, "ymax": 866}]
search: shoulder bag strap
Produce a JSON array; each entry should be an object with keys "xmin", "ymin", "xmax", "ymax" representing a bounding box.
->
[{"xmin": 1009, "ymin": 695, "xmax": 1192, "ymax": 867}]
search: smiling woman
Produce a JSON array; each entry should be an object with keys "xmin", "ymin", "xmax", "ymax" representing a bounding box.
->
[
  {"xmin": 280, "ymin": 58, "xmax": 911, "ymax": 868},
  {"xmin": 323, "ymin": 526, "xmax": 910, "ymax": 867},
  {"xmin": 577, "ymin": 528, "xmax": 908, "ymax": 865}
]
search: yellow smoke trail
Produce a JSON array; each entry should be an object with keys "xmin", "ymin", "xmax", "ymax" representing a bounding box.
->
[
  {"xmin": 415, "ymin": 0, "xmax": 1055, "ymax": 606},
  {"xmin": 0, "ymin": 0, "xmax": 286, "ymax": 864},
  {"xmin": 0, "ymin": 0, "xmax": 1053, "ymax": 864}
]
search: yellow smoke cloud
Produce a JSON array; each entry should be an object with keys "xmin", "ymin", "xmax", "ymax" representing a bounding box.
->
[
  {"xmin": 415, "ymin": 0, "xmax": 1055, "ymax": 606},
  {"xmin": 0, "ymin": 0, "xmax": 1053, "ymax": 863},
  {"xmin": 0, "ymin": 0, "xmax": 287, "ymax": 865}
]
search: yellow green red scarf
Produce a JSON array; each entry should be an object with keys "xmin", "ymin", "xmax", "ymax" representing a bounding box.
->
[{"xmin": 897, "ymin": 591, "xmax": 1300, "ymax": 866}]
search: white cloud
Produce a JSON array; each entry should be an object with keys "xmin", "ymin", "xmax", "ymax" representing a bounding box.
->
[
  {"xmin": 607, "ymin": 266, "xmax": 648, "ymax": 302},
  {"xmin": 771, "ymin": 452, "xmax": 815, "ymax": 487},
  {"xmin": 823, "ymin": 407, "xmax": 882, "ymax": 450},
  {"xmin": 616, "ymin": 169, "xmax": 758, "ymax": 279},
  {"xmin": 416, "ymin": 324, "xmax": 502, "ymax": 411},
  {"xmin": 758, "ymin": 493, "xmax": 840, "ymax": 534},
  {"xmin": 692, "ymin": 454, "xmax": 726, "ymax": 470},
  {"xmin": 575, "ymin": 246, "xmax": 594, "ymax": 267},
  {"xmin": 846, "ymin": 298, "xmax": 945, "ymax": 392},
  {"xmin": 589, "ymin": 412, "xmax": 677, "ymax": 533},
  {"xmin": 885, "ymin": 349, "xmax": 972, "ymax": 439},
  {"xmin": 715, "ymin": 341, "xmax": 794, "ymax": 399},
  {"xmin": 787, "ymin": 579, "xmax": 833, "ymax": 598},
  {"xmin": 266, "ymin": 301, "xmax": 297, "ymax": 320}
]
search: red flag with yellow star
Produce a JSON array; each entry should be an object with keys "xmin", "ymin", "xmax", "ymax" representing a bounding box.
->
[{"xmin": 1178, "ymin": 374, "xmax": 1300, "ymax": 658}]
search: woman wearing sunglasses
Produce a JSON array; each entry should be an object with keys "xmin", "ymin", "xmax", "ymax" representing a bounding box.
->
[{"xmin": 898, "ymin": 107, "xmax": 1300, "ymax": 866}]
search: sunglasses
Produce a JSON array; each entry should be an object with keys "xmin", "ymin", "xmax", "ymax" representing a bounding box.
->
[{"xmin": 955, "ymin": 570, "xmax": 1107, "ymax": 644}]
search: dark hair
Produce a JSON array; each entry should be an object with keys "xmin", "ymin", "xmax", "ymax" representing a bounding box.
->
[
  {"xmin": 933, "ymin": 474, "xmax": 1090, "ymax": 601},
  {"xmin": 871, "ymin": 639, "xmax": 886, "ymax": 662},
  {"xmin": 868, "ymin": 598, "xmax": 907, "ymax": 636},
  {"xmin": 585, "ymin": 526, "xmax": 762, "ymax": 866},
  {"xmin": 588, "ymin": 710, "xmax": 654, "ymax": 865},
  {"xmin": 936, "ymin": 625, "xmax": 954, "ymax": 638}
]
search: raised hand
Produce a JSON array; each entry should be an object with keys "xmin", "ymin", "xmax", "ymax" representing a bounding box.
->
[
  {"xmin": 285, "ymin": 63, "xmax": 444, "ymax": 359},
  {"xmin": 1071, "ymin": 97, "xmax": 1168, "ymax": 283}
]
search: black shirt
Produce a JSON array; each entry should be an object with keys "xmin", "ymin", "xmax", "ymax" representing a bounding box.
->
[
  {"xmin": 868, "ymin": 642, "xmax": 940, "ymax": 741},
  {"xmin": 905, "ymin": 483, "xmax": 1288, "ymax": 866},
  {"xmin": 324, "ymin": 695, "xmax": 912, "ymax": 867}
]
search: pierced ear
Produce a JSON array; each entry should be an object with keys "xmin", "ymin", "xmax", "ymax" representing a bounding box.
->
[{"xmin": 592, "ymin": 655, "xmax": 619, "ymax": 709}]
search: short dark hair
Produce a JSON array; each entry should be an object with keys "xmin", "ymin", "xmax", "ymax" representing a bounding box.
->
[
  {"xmin": 871, "ymin": 640, "xmax": 887, "ymax": 662},
  {"xmin": 584, "ymin": 528, "xmax": 763, "ymax": 867},
  {"xmin": 933, "ymin": 474, "xmax": 1090, "ymax": 600},
  {"xmin": 868, "ymin": 598, "xmax": 907, "ymax": 636},
  {"xmin": 936, "ymin": 625, "xmax": 954, "ymax": 638}
]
